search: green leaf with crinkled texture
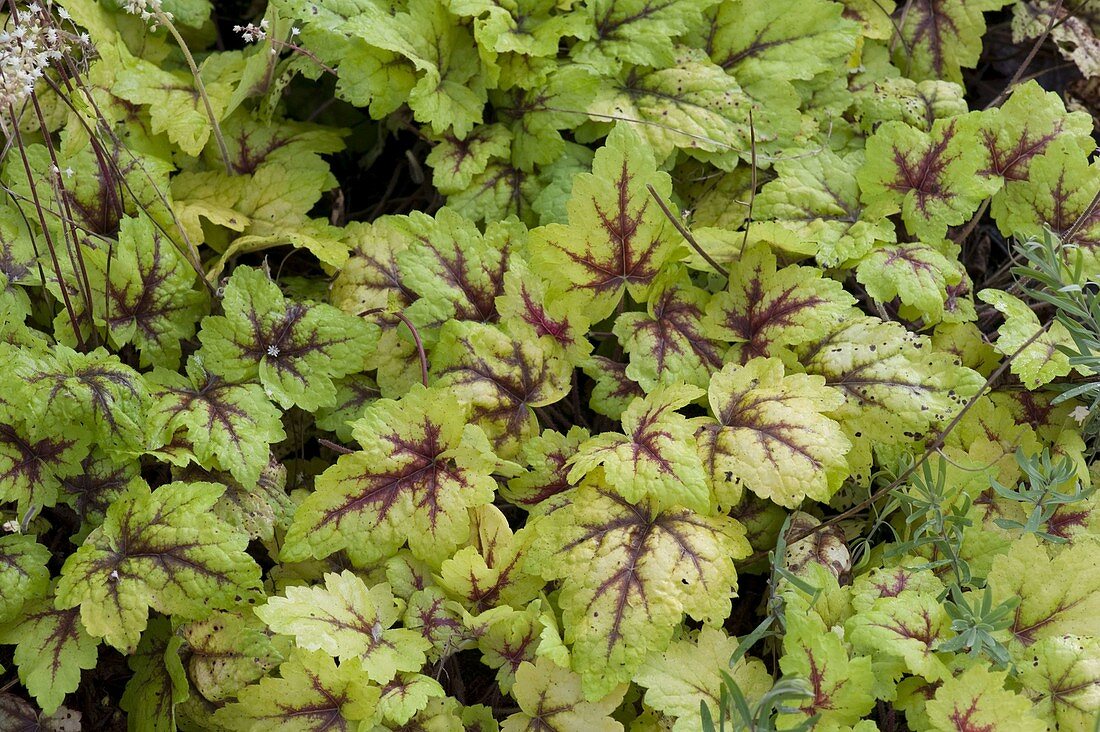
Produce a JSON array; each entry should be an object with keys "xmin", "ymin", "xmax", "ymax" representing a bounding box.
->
[
  {"xmin": 695, "ymin": 0, "xmax": 859, "ymax": 84},
  {"xmin": 699, "ymin": 358, "xmax": 850, "ymax": 509},
  {"xmin": 497, "ymin": 259, "xmax": 593, "ymax": 366},
  {"xmin": 282, "ymin": 385, "xmax": 497, "ymax": 565},
  {"xmin": 198, "ymin": 266, "xmax": 377, "ymax": 411},
  {"xmin": 754, "ymin": 149, "xmax": 895, "ymax": 268},
  {"xmin": 1018, "ymin": 635, "xmax": 1100, "ymax": 729},
  {"xmin": 395, "ymin": 209, "xmax": 515, "ymax": 328},
  {"xmin": 82, "ymin": 215, "xmax": 208, "ymax": 369},
  {"xmin": 257, "ymin": 572, "xmax": 430, "ymax": 682},
  {"xmin": 797, "ymin": 315, "xmax": 984, "ymax": 445},
  {"xmin": 570, "ymin": 0, "xmax": 718, "ymax": 73},
  {"xmin": 147, "ymin": 358, "xmax": 286, "ymax": 487},
  {"xmin": 375, "ymin": 672, "xmax": 446, "ymax": 726},
  {"xmin": 926, "ymin": 665, "xmax": 1046, "ymax": 732},
  {"xmin": 0, "ymin": 534, "xmax": 50, "ymax": 624},
  {"xmin": 613, "ymin": 267, "xmax": 723, "ymax": 392},
  {"xmin": 529, "ymin": 124, "xmax": 677, "ymax": 322},
  {"xmin": 432, "ymin": 320, "xmax": 571, "ymax": 458},
  {"xmin": 778, "ymin": 607, "xmax": 875, "ymax": 728},
  {"xmin": 213, "ymin": 649, "xmax": 380, "ymax": 731},
  {"xmin": 55, "ymin": 481, "xmax": 262, "ymax": 653},
  {"xmin": 896, "ymin": 0, "xmax": 1013, "ymax": 83},
  {"xmin": 502, "ymin": 658, "xmax": 627, "ymax": 731},
  {"xmin": 633, "ymin": 626, "xmax": 773, "ymax": 732},
  {"xmin": 589, "ymin": 49, "xmax": 753, "ymax": 171},
  {"xmin": 176, "ymin": 461, "xmax": 294, "ymax": 546},
  {"xmin": 314, "ymin": 374, "xmax": 380, "ymax": 442},
  {"xmin": 583, "ymin": 356, "xmax": 645, "ymax": 421},
  {"xmin": 856, "ymin": 242, "xmax": 966, "ymax": 325},
  {"xmin": 0, "ymin": 586, "xmax": 98, "ymax": 715},
  {"xmin": 992, "ymin": 138, "xmax": 1100, "ymax": 270},
  {"xmin": 978, "ymin": 289, "xmax": 1073, "ymax": 389},
  {"xmin": 858, "ymin": 118, "xmax": 998, "ymax": 241},
  {"xmin": 452, "ymin": 0, "xmax": 591, "ymax": 57},
  {"xmin": 112, "ymin": 53, "xmax": 234, "ymax": 157},
  {"xmin": 527, "ymin": 484, "xmax": 749, "ymax": 698},
  {"xmin": 846, "ymin": 591, "xmax": 953, "ymax": 681},
  {"xmin": 961, "ymin": 81, "xmax": 1094, "ymax": 191},
  {"xmin": 987, "ymin": 535, "xmax": 1100, "ymax": 648},
  {"xmin": 120, "ymin": 616, "xmax": 188, "ymax": 732},
  {"xmin": 569, "ymin": 384, "xmax": 709, "ymax": 513},
  {"xmin": 503, "ymin": 427, "xmax": 588, "ymax": 512},
  {"xmin": 0, "ymin": 420, "xmax": 84, "ymax": 511},
  {"xmin": 466, "ymin": 603, "xmax": 543, "ymax": 694},
  {"xmin": 428, "ymin": 125, "xmax": 513, "ymax": 195},
  {"xmin": 180, "ymin": 610, "xmax": 284, "ymax": 703},
  {"xmin": 438, "ymin": 505, "xmax": 545, "ymax": 612},
  {"xmin": 342, "ymin": 0, "xmax": 486, "ymax": 137},
  {"xmin": 850, "ymin": 565, "xmax": 946, "ymax": 612},
  {"xmin": 403, "ymin": 587, "xmax": 468, "ymax": 663},
  {"xmin": 704, "ymin": 245, "xmax": 856, "ymax": 366},
  {"xmin": 17, "ymin": 345, "xmax": 148, "ymax": 452},
  {"xmin": 853, "ymin": 76, "xmax": 968, "ymax": 133}
]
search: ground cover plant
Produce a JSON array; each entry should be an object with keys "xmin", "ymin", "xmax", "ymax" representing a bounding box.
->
[{"xmin": 0, "ymin": 0, "xmax": 1098, "ymax": 728}]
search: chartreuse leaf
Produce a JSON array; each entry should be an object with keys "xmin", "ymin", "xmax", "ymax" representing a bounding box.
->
[
  {"xmin": 82, "ymin": 215, "xmax": 208, "ymax": 369},
  {"xmin": 427, "ymin": 125, "xmax": 512, "ymax": 195},
  {"xmin": 993, "ymin": 138, "xmax": 1100, "ymax": 266},
  {"xmin": 147, "ymin": 357, "xmax": 286, "ymax": 487},
  {"xmin": 198, "ymin": 266, "xmax": 377, "ymax": 411},
  {"xmin": 433, "ymin": 320, "xmax": 571, "ymax": 458},
  {"xmin": 633, "ymin": 627, "xmax": 772, "ymax": 732},
  {"xmin": 451, "ymin": 0, "xmax": 590, "ymax": 57},
  {"xmin": 0, "ymin": 584, "xmax": 97, "ymax": 716},
  {"xmin": 986, "ymin": 535, "xmax": 1100, "ymax": 648},
  {"xmin": 282, "ymin": 385, "xmax": 497, "ymax": 565},
  {"xmin": 1018, "ymin": 635, "xmax": 1100, "ymax": 728},
  {"xmin": 344, "ymin": 0, "xmax": 487, "ymax": 137},
  {"xmin": 926, "ymin": 665, "xmax": 1046, "ymax": 732},
  {"xmin": 699, "ymin": 358, "xmax": 851, "ymax": 509},
  {"xmin": 896, "ymin": 0, "xmax": 1012, "ymax": 83},
  {"xmin": 437, "ymin": 505, "xmax": 545, "ymax": 613},
  {"xmin": 570, "ymin": 0, "xmax": 718, "ymax": 73},
  {"xmin": 502, "ymin": 658, "xmax": 627, "ymax": 732},
  {"xmin": 180, "ymin": 610, "xmax": 284, "ymax": 703},
  {"xmin": 375, "ymin": 672, "xmax": 447, "ymax": 726},
  {"xmin": 529, "ymin": 124, "xmax": 677, "ymax": 323},
  {"xmin": 961, "ymin": 81, "xmax": 1094, "ymax": 188},
  {"xmin": 584, "ymin": 356, "xmax": 645, "ymax": 421},
  {"xmin": 464, "ymin": 603, "xmax": 543, "ymax": 694},
  {"xmin": 16, "ymin": 345, "xmax": 148, "ymax": 452},
  {"xmin": 703, "ymin": 245, "xmax": 856, "ymax": 365},
  {"xmin": 0, "ymin": 420, "xmax": 84, "ymax": 511},
  {"xmin": 589, "ymin": 48, "xmax": 754, "ymax": 170},
  {"xmin": 527, "ymin": 485, "xmax": 749, "ymax": 698},
  {"xmin": 697, "ymin": 0, "xmax": 859, "ymax": 84},
  {"xmin": 213, "ymin": 649, "xmax": 380, "ymax": 731},
  {"xmin": 754, "ymin": 149, "xmax": 896, "ymax": 268},
  {"xmin": 568, "ymin": 384, "xmax": 710, "ymax": 513},
  {"xmin": 498, "ymin": 259, "xmax": 593, "ymax": 366},
  {"xmin": 846, "ymin": 590, "xmax": 953, "ymax": 681},
  {"xmin": 613, "ymin": 267, "xmax": 723, "ymax": 392},
  {"xmin": 502, "ymin": 427, "xmax": 589, "ymax": 512},
  {"xmin": 0, "ymin": 534, "xmax": 50, "ymax": 624},
  {"xmin": 858, "ymin": 118, "xmax": 999, "ymax": 241},
  {"xmin": 777, "ymin": 602, "xmax": 875, "ymax": 728},
  {"xmin": 978, "ymin": 289, "xmax": 1074, "ymax": 389},
  {"xmin": 257, "ymin": 572, "xmax": 430, "ymax": 683},
  {"xmin": 119, "ymin": 616, "xmax": 188, "ymax": 732},
  {"xmin": 856, "ymin": 241, "xmax": 966, "ymax": 325},
  {"xmin": 55, "ymin": 481, "xmax": 262, "ymax": 654}
]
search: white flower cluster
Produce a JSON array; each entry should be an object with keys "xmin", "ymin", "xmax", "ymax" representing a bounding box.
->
[
  {"xmin": 233, "ymin": 19, "xmax": 268, "ymax": 43},
  {"xmin": 0, "ymin": 3, "xmax": 86, "ymax": 114},
  {"xmin": 122, "ymin": 0, "xmax": 172, "ymax": 26}
]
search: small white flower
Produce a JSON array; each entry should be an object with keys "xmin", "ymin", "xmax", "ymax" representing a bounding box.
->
[
  {"xmin": 1071, "ymin": 405, "xmax": 1091, "ymax": 424},
  {"xmin": 266, "ymin": 344, "xmax": 280, "ymax": 357},
  {"xmin": 1, "ymin": 520, "xmax": 19, "ymax": 533},
  {"xmin": 64, "ymin": 167, "xmax": 73, "ymax": 178},
  {"xmin": 291, "ymin": 26, "xmax": 300, "ymax": 36},
  {"xmin": 108, "ymin": 570, "xmax": 120, "ymax": 581}
]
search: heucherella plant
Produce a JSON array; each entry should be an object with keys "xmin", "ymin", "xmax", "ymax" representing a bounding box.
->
[{"xmin": 0, "ymin": 0, "xmax": 1097, "ymax": 728}]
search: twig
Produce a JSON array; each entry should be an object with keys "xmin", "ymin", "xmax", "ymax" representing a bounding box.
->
[
  {"xmin": 646, "ymin": 184, "xmax": 728, "ymax": 277},
  {"xmin": 318, "ymin": 438, "xmax": 354, "ymax": 455},
  {"xmin": 359, "ymin": 307, "xmax": 430, "ymax": 387},
  {"xmin": 737, "ymin": 108, "xmax": 757, "ymax": 264},
  {"xmin": 984, "ymin": 0, "xmax": 1064, "ymax": 109}
]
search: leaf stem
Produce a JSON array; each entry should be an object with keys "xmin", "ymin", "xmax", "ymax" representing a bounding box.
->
[{"xmin": 646, "ymin": 184, "xmax": 728, "ymax": 277}]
